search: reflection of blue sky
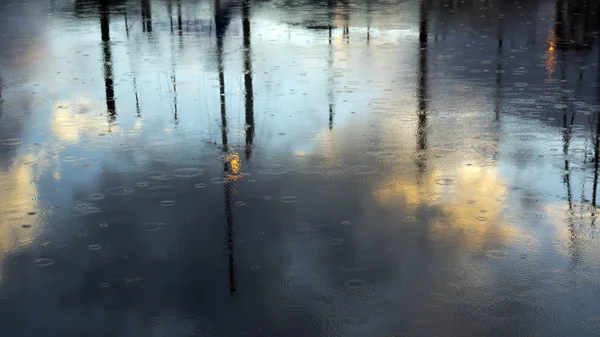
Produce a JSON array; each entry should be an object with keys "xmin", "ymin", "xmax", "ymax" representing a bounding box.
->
[
  {"xmin": 3, "ymin": 0, "xmax": 598, "ymax": 217},
  {"xmin": 1, "ymin": 0, "xmax": 597, "ymax": 221}
]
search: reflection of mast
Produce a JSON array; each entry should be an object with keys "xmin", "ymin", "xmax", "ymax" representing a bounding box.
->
[
  {"xmin": 242, "ymin": 0, "xmax": 254, "ymax": 161},
  {"xmin": 561, "ymin": 61, "xmax": 574, "ymax": 211},
  {"xmin": 177, "ymin": 0, "xmax": 183, "ymax": 36},
  {"xmin": 366, "ymin": 0, "xmax": 372, "ymax": 43},
  {"xmin": 168, "ymin": 0, "xmax": 173, "ymax": 32},
  {"xmin": 133, "ymin": 77, "xmax": 141, "ymax": 118},
  {"xmin": 555, "ymin": 0, "xmax": 567, "ymax": 47},
  {"xmin": 558, "ymin": 65, "xmax": 583, "ymax": 266},
  {"xmin": 216, "ymin": 2, "xmax": 228, "ymax": 151},
  {"xmin": 0, "ymin": 71, "xmax": 4, "ymax": 117},
  {"xmin": 223, "ymin": 178, "xmax": 236, "ymax": 293},
  {"xmin": 415, "ymin": 0, "xmax": 429, "ymax": 180},
  {"xmin": 495, "ymin": 0, "xmax": 503, "ymax": 121},
  {"xmin": 492, "ymin": 8, "xmax": 503, "ymax": 161},
  {"xmin": 141, "ymin": 0, "xmax": 152, "ymax": 33},
  {"xmin": 215, "ymin": 0, "xmax": 236, "ymax": 293},
  {"xmin": 100, "ymin": 0, "xmax": 116, "ymax": 125},
  {"xmin": 171, "ymin": 71, "xmax": 178, "ymax": 122},
  {"xmin": 593, "ymin": 51, "xmax": 600, "ymax": 207},
  {"xmin": 170, "ymin": 14, "xmax": 179, "ymax": 123},
  {"xmin": 124, "ymin": 10, "xmax": 129, "ymax": 37},
  {"xmin": 592, "ymin": 112, "xmax": 599, "ymax": 207},
  {"xmin": 327, "ymin": 0, "xmax": 335, "ymax": 130}
]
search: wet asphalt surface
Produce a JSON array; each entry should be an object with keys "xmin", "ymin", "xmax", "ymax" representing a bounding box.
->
[{"xmin": 1, "ymin": 0, "xmax": 600, "ymax": 336}]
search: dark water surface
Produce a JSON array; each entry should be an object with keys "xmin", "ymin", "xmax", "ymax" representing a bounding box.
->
[{"xmin": 1, "ymin": 0, "xmax": 600, "ymax": 336}]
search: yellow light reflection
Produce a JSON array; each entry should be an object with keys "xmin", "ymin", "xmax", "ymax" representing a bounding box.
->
[
  {"xmin": 545, "ymin": 28, "xmax": 557, "ymax": 78},
  {"xmin": 224, "ymin": 152, "xmax": 245, "ymax": 181},
  {"xmin": 544, "ymin": 202, "xmax": 600, "ymax": 257},
  {"xmin": 51, "ymin": 98, "xmax": 105, "ymax": 142},
  {"xmin": 373, "ymin": 163, "xmax": 522, "ymax": 250},
  {"xmin": 0, "ymin": 153, "xmax": 40, "ymax": 278}
]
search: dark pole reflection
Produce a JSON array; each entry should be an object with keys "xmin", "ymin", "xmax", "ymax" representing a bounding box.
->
[
  {"xmin": 100, "ymin": 0, "xmax": 116, "ymax": 124},
  {"xmin": 561, "ymin": 62, "xmax": 574, "ymax": 211},
  {"xmin": 124, "ymin": 10, "xmax": 129, "ymax": 37},
  {"xmin": 593, "ymin": 51, "xmax": 600, "ymax": 207},
  {"xmin": 327, "ymin": 0, "xmax": 334, "ymax": 130},
  {"xmin": 172, "ymin": 71, "xmax": 178, "ymax": 122},
  {"xmin": 169, "ymin": 10, "xmax": 179, "ymax": 124},
  {"xmin": 141, "ymin": 0, "xmax": 152, "ymax": 33},
  {"xmin": 168, "ymin": 0, "xmax": 173, "ymax": 32},
  {"xmin": 223, "ymin": 177, "xmax": 236, "ymax": 293},
  {"xmin": 215, "ymin": 0, "xmax": 236, "ymax": 293},
  {"xmin": 0, "ymin": 71, "xmax": 4, "ymax": 117},
  {"xmin": 242, "ymin": 0, "xmax": 255, "ymax": 161},
  {"xmin": 555, "ymin": 0, "xmax": 567, "ymax": 47},
  {"xmin": 492, "ymin": 4, "xmax": 503, "ymax": 161},
  {"xmin": 552, "ymin": 0, "xmax": 583, "ymax": 266},
  {"xmin": 133, "ymin": 77, "xmax": 141, "ymax": 118},
  {"xmin": 592, "ymin": 112, "xmax": 600, "ymax": 207},
  {"xmin": 216, "ymin": 1, "xmax": 228, "ymax": 151},
  {"xmin": 415, "ymin": 0, "xmax": 429, "ymax": 181},
  {"xmin": 495, "ymin": 0, "xmax": 503, "ymax": 122},
  {"xmin": 177, "ymin": 0, "xmax": 183, "ymax": 36},
  {"xmin": 366, "ymin": 0, "xmax": 372, "ymax": 43}
]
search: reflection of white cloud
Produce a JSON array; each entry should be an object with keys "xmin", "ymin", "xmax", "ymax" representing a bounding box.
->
[
  {"xmin": 0, "ymin": 153, "xmax": 39, "ymax": 276},
  {"xmin": 51, "ymin": 98, "xmax": 106, "ymax": 142}
]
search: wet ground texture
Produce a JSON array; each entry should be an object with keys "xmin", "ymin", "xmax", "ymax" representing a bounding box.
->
[{"xmin": 1, "ymin": 0, "xmax": 600, "ymax": 336}]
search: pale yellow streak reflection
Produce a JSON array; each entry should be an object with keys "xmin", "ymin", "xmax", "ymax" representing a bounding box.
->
[
  {"xmin": 544, "ymin": 202, "xmax": 600, "ymax": 257},
  {"xmin": 51, "ymin": 98, "xmax": 104, "ymax": 142},
  {"xmin": 373, "ymin": 164, "xmax": 521, "ymax": 250},
  {"xmin": 0, "ymin": 154, "xmax": 39, "ymax": 278}
]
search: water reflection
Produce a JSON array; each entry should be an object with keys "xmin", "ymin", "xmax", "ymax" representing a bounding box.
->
[
  {"xmin": 242, "ymin": 0, "xmax": 254, "ymax": 160},
  {"xmin": 99, "ymin": 0, "xmax": 116, "ymax": 125},
  {"xmin": 2, "ymin": 0, "xmax": 600, "ymax": 336},
  {"xmin": 416, "ymin": 0, "xmax": 429, "ymax": 179},
  {"xmin": 141, "ymin": 0, "xmax": 152, "ymax": 33}
]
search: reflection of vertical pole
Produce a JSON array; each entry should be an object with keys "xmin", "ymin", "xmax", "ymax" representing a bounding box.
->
[
  {"xmin": 492, "ymin": 6, "xmax": 503, "ymax": 161},
  {"xmin": 0, "ymin": 71, "xmax": 4, "ymax": 117},
  {"xmin": 416, "ymin": 0, "xmax": 429, "ymax": 179},
  {"xmin": 124, "ymin": 11, "xmax": 130, "ymax": 37},
  {"xmin": 242, "ymin": 0, "xmax": 255, "ymax": 161},
  {"xmin": 133, "ymin": 77, "xmax": 141, "ymax": 118},
  {"xmin": 327, "ymin": 0, "xmax": 334, "ymax": 130},
  {"xmin": 593, "ymin": 52, "xmax": 600, "ymax": 207},
  {"xmin": 216, "ymin": 5, "xmax": 228, "ymax": 151},
  {"xmin": 592, "ymin": 112, "xmax": 600, "ymax": 207},
  {"xmin": 366, "ymin": 0, "xmax": 372, "ymax": 43},
  {"xmin": 177, "ymin": 0, "xmax": 183, "ymax": 36},
  {"xmin": 100, "ymin": 1, "xmax": 116, "ymax": 121},
  {"xmin": 168, "ymin": 0, "xmax": 173, "ymax": 32},
  {"xmin": 172, "ymin": 71, "xmax": 178, "ymax": 122},
  {"xmin": 223, "ymin": 178, "xmax": 236, "ymax": 293},
  {"xmin": 495, "ymin": 34, "xmax": 503, "ymax": 120},
  {"xmin": 215, "ymin": 0, "xmax": 236, "ymax": 294},
  {"xmin": 561, "ymin": 61, "xmax": 574, "ymax": 211},
  {"xmin": 555, "ymin": 0, "xmax": 566, "ymax": 46},
  {"xmin": 554, "ymin": 20, "xmax": 580, "ymax": 265},
  {"xmin": 141, "ymin": 0, "xmax": 152, "ymax": 33}
]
